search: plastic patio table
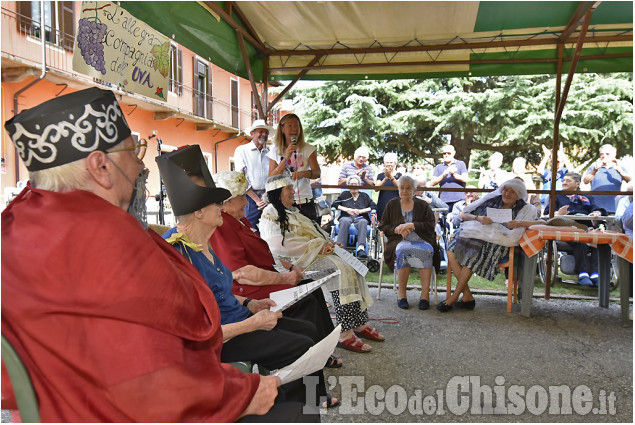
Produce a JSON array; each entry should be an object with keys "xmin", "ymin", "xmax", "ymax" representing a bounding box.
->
[{"xmin": 518, "ymin": 227, "xmax": 633, "ymax": 326}]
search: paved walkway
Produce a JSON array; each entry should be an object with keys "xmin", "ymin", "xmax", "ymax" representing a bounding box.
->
[{"xmin": 321, "ymin": 288, "xmax": 632, "ymax": 422}]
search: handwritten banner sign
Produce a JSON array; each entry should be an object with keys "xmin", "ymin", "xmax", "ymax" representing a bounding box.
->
[{"xmin": 73, "ymin": 1, "xmax": 169, "ymax": 101}]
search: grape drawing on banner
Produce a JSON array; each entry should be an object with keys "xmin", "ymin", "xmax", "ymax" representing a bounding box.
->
[
  {"xmin": 72, "ymin": 1, "xmax": 170, "ymax": 102},
  {"xmin": 77, "ymin": 10, "xmax": 107, "ymax": 75}
]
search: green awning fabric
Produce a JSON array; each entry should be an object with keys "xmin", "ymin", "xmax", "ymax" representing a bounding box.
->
[
  {"xmin": 120, "ymin": 1, "xmax": 632, "ymax": 82},
  {"xmin": 120, "ymin": 1, "xmax": 264, "ymax": 81}
]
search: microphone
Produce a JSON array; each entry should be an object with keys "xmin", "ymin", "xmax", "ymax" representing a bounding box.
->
[{"xmin": 290, "ymin": 136, "xmax": 298, "ymax": 172}]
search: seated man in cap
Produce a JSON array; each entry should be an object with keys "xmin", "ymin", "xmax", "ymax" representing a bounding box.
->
[
  {"xmin": 233, "ymin": 119, "xmax": 276, "ymax": 233},
  {"xmin": 544, "ymin": 172, "xmax": 606, "ymax": 286},
  {"xmin": 1, "ymin": 88, "xmax": 310, "ymax": 422},
  {"xmin": 157, "ymin": 145, "xmax": 337, "ymax": 410},
  {"xmin": 210, "ymin": 168, "xmax": 343, "ymax": 369}
]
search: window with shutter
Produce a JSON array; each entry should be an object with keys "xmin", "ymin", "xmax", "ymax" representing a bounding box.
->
[
  {"xmin": 193, "ymin": 58, "xmax": 208, "ymax": 118},
  {"xmin": 169, "ymin": 44, "xmax": 183, "ymax": 96},
  {"xmin": 177, "ymin": 49, "xmax": 183, "ymax": 95},
  {"xmin": 16, "ymin": 2, "xmax": 32, "ymax": 37},
  {"xmin": 17, "ymin": 1, "xmax": 74, "ymax": 50},
  {"xmin": 59, "ymin": 1, "xmax": 75, "ymax": 50},
  {"xmin": 206, "ymin": 65, "xmax": 214, "ymax": 120}
]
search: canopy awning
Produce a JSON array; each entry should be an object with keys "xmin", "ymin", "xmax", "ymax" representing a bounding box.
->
[{"xmin": 121, "ymin": 1, "xmax": 633, "ymax": 82}]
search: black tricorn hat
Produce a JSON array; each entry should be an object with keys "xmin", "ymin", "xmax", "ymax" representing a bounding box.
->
[
  {"xmin": 4, "ymin": 87, "xmax": 131, "ymax": 171},
  {"xmin": 156, "ymin": 145, "xmax": 231, "ymax": 216}
]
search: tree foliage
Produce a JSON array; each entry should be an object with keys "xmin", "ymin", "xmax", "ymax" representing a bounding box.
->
[{"xmin": 289, "ymin": 73, "xmax": 632, "ymax": 171}]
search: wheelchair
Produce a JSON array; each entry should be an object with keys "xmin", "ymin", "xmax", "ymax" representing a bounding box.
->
[
  {"xmin": 538, "ymin": 240, "xmax": 619, "ymax": 289},
  {"xmin": 433, "ymin": 207, "xmax": 450, "ymax": 273},
  {"xmin": 330, "ymin": 207, "xmax": 382, "ymax": 273}
]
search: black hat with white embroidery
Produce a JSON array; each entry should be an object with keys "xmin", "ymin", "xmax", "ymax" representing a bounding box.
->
[{"xmin": 4, "ymin": 87, "xmax": 131, "ymax": 171}]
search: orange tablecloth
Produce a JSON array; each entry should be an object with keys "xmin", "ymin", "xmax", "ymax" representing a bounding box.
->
[{"xmin": 520, "ymin": 229, "xmax": 633, "ymax": 263}]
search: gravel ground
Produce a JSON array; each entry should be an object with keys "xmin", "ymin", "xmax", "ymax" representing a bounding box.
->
[{"xmin": 321, "ymin": 288, "xmax": 633, "ymax": 423}]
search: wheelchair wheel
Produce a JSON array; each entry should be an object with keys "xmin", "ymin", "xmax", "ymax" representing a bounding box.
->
[
  {"xmin": 538, "ymin": 241, "xmax": 558, "ymax": 287},
  {"xmin": 367, "ymin": 259, "xmax": 380, "ymax": 273},
  {"xmin": 609, "ymin": 253, "xmax": 619, "ymax": 290}
]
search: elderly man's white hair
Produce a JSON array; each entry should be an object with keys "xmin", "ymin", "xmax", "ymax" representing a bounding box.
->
[
  {"xmin": 599, "ymin": 144, "xmax": 617, "ymax": 153},
  {"xmin": 354, "ymin": 146, "xmax": 370, "ymax": 158},
  {"xmin": 384, "ymin": 152, "xmax": 398, "ymax": 163}
]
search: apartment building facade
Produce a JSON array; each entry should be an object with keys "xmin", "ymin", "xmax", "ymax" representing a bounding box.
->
[{"xmin": 1, "ymin": 1, "xmax": 279, "ymax": 220}]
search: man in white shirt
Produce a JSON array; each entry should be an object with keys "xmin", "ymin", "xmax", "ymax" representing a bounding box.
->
[{"xmin": 234, "ymin": 119, "xmax": 275, "ymax": 233}]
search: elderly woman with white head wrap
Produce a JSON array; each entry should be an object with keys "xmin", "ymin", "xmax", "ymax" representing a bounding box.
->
[
  {"xmin": 438, "ymin": 179, "xmax": 541, "ymax": 312},
  {"xmin": 375, "ymin": 152, "xmax": 402, "ymax": 220},
  {"xmin": 260, "ymin": 172, "xmax": 385, "ymax": 353}
]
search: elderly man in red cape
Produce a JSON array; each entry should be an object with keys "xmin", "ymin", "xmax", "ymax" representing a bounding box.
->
[{"xmin": 1, "ymin": 88, "xmax": 314, "ymax": 422}]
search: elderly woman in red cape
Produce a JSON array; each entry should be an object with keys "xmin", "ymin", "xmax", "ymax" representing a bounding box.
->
[{"xmin": 209, "ymin": 168, "xmax": 343, "ymax": 369}]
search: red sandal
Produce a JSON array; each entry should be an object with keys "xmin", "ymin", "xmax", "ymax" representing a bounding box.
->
[
  {"xmin": 337, "ymin": 334, "xmax": 372, "ymax": 353},
  {"xmin": 354, "ymin": 325, "xmax": 385, "ymax": 342}
]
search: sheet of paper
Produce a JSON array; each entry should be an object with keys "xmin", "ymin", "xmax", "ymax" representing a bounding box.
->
[
  {"xmin": 334, "ymin": 245, "xmax": 368, "ymax": 276},
  {"xmin": 269, "ymin": 270, "xmax": 341, "ymax": 312},
  {"xmin": 486, "ymin": 207, "xmax": 512, "ymax": 223},
  {"xmin": 274, "ymin": 325, "xmax": 341, "ymax": 385}
]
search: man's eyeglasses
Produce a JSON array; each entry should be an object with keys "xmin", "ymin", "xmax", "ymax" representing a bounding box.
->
[{"xmin": 107, "ymin": 140, "xmax": 148, "ymax": 160}]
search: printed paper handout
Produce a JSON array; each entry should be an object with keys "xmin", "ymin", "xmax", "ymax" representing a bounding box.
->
[
  {"xmin": 269, "ymin": 270, "xmax": 341, "ymax": 312},
  {"xmin": 274, "ymin": 325, "xmax": 341, "ymax": 385},
  {"xmin": 334, "ymin": 245, "xmax": 368, "ymax": 276},
  {"xmin": 486, "ymin": 208, "xmax": 512, "ymax": 223}
]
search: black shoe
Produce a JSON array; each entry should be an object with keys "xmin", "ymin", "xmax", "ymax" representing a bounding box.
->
[
  {"xmin": 455, "ymin": 299, "xmax": 476, "ymax": 310},
  {"xmin": 436, "ymin": 300, "xmax": 452, "ymax": 312},
  {"xmin": 397, "ymin": 298, "xmax": 409, "ymax": 309},
  {"xmin": 357, "ymin": 249, "xmax": 367, "ymax": 258},
  {"xmin": 418, "ymin": 299, "xmax": 430, "ymax": 310}
]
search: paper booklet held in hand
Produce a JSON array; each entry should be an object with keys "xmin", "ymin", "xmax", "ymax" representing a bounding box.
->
[
  {"xmin": 274, "ymin": 325, "xmax": 341, "ymax": 385},
  {"xmin": 486, "ymin": 207, "xmax": 512, "ymax": 223},
  {"xmin": 333, "ymin": 245, "xmax": 368, "ymax": 276},
  {"xmin": 269, "ymin": 270, "xmax": 341, "ymax": 313}
]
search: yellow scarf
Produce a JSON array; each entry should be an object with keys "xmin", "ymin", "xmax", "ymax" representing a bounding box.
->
[{"xmin": 164, "ymin": 232, "xmax": 203, "ymax": 252}]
